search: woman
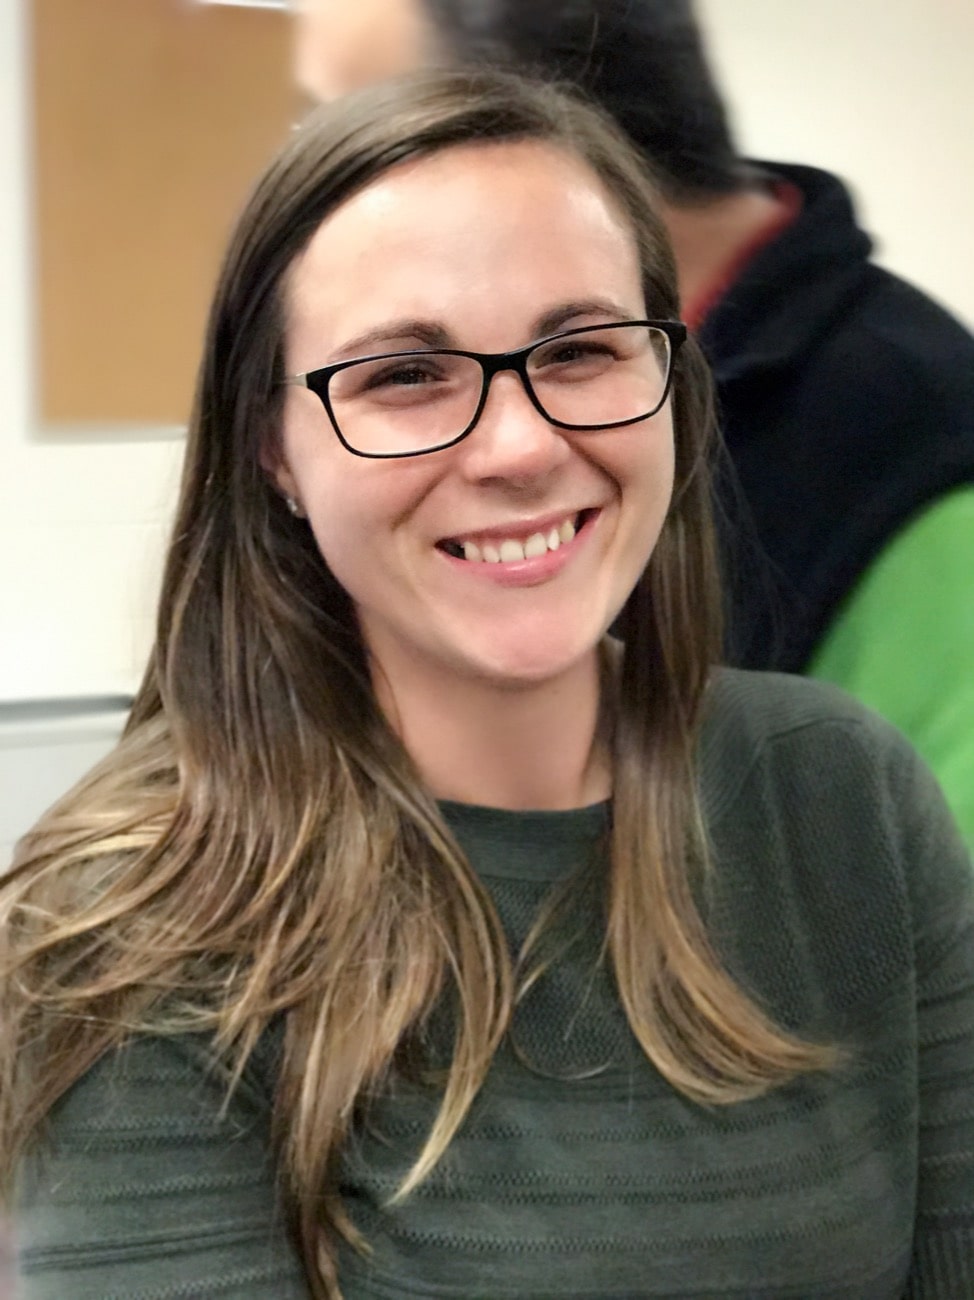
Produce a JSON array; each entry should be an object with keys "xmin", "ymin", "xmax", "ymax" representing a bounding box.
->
[{"xmin": 2, "ymin": 70, "xmax": 972, "ymax": 1300}]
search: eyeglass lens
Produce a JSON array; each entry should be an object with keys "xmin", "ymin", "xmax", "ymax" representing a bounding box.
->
[{"xmin": 325, "ymin": 324, "xmax": 672, "ymax": 456}]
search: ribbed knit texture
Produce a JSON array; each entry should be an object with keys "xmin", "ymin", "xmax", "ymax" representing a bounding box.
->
[{"xmin": 15, "ymin": 670, "xmax": 974, "ymax": 1298}]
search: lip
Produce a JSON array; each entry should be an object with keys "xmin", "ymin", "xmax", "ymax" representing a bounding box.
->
[{"xmin": 436, "ymin": 508, "xmax": 601, "ymax": 587}]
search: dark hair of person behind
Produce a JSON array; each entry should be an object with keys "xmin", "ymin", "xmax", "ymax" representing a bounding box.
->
[
  {"xmin": 0, "ymin": 69, "xmax": 833, "ymax": 1298},
  {"xmin": 424, "ymin": 0, "xmax": 747, "ymax": 199}
]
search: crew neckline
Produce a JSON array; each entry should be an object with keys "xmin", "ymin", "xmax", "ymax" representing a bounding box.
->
[{"xmin": 438, "ymin": 799, "xmax": 610, "ymax": 882}]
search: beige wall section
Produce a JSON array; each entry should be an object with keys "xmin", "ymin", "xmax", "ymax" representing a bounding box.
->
[{"xmin": 33, "ymin": 0, "xmax": 296, "ymax": 424}]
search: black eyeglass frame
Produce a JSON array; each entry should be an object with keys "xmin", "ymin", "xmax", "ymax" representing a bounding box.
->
[{"xmin": 281, "ymin": 319, "xmax": 688, "ymax": 459}]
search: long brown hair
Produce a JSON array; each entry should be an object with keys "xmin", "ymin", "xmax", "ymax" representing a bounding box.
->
[{"xmin": 0, "ymin": 69, "xmax": 832, "ymax": 1296}]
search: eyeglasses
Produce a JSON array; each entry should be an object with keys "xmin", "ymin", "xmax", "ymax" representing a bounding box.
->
[{"xmin": 282, "ymin": 319, "xmax": 686, "ymax": 459}]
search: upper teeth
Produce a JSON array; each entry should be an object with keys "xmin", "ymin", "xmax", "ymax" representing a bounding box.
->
[{"xmin": 461, "ymin": 515, "xmax": 577, "ymax": 564}]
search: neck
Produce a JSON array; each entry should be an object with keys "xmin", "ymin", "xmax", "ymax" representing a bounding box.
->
[
  {"xmin": 372, "ymin": 649, "xmax": 612, "ymax": 812},
  {"xmin": 660, "ymin": 184, "xmax": 785, "ymax": 316}
]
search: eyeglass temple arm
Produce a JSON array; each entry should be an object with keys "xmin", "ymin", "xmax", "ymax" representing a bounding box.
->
[{"xmin": 281, "ymin": 375, "xmax": 310, "ymax": 388}]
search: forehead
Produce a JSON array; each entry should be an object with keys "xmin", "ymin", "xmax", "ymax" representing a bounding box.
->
[{"xmin": 284, "ymin": 140, "xmax": 645, "ymax": 356}]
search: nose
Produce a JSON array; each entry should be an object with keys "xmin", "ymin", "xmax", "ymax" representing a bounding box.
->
[{"xmin": 459, "ymin": 369, "xmax": 570, "ymax": 484}]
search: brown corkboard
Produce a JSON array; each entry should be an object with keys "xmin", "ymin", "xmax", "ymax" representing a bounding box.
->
[{"xmin": 31, "ymin": 0, "xmax": 299, "ymax": 427}]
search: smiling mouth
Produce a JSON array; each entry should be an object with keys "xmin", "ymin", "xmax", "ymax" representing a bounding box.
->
[{"xmin": 437, "ymin": 510, "xmax": 594, "ymax": 563}]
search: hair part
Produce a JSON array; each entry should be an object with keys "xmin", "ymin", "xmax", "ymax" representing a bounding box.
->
[{"xmin": 1, "ymin": 68, "xmax": 834, "ymax": 1298}]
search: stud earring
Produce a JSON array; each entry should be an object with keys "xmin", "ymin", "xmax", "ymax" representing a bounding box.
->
[{"xmin": 285, "ymin": 495, "xmax": 305, "ymax": 518}]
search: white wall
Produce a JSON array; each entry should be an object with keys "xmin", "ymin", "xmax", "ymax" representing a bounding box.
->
[
  {"xmin": 0, "ymin": 703, "xmax": 127, "ymax": 867},
  {"xmin": 0, "ymin": 0, "xmax": 972, "ymax": 705},
  {"xmin": 698, "ymin": 0, "xmax": 974, "ymax": 326}
]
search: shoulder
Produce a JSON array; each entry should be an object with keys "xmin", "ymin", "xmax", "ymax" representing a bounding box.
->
[
  {"xmin": 703, "ymin": 663, "xmax": 944, "ymax": 781},
  {"xmin": 698, "ymin": 669, "xmax": 973, "ymax": 1030},
  {"xmin": 701, "ymin": 666, "xmax": 970, "ymax": 915},
  {"xmin": 758, "ymin": 163, "xmax": 974, "ymax": 409},
  {"xmin": 767, "ymin": 262, "xmax": 974, "ymax": 441},
  {"xmin": 838, "ymin": 269, "xmax": 974, "ymax": 409},
  {"xmin": 701, "ymin": 666, "xmax": 896, "ymax": 776},
  {"xmin": 700, "ymin": 667, "xmax": 965, "ymax": 867}
]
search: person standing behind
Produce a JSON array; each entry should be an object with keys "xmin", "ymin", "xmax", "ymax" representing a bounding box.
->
[{"xmin": 293, "ymin": 0, "xmax": 974, "ymax": 843}]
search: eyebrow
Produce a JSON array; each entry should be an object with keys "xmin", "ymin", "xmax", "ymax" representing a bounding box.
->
[
  {"xmin": 532, "ymin": 299, "xmax": 638, "ymax": 339},
  {"xmin": 329, "ymin": 299, "xmax": 637, "ymax": 362}
]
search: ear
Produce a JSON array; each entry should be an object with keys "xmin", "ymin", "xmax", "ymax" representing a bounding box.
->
[{"xmin": 259, "ymin": 432, "xmax": 303, "ymax": 512}]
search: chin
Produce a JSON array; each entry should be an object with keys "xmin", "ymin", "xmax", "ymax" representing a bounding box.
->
[{"xmin": 460, "ymin": 631, "xmax": 601, "ymax": 690}]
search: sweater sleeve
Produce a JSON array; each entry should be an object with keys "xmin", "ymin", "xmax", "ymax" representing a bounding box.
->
[
  {"xmin": 14, "ymin": 1033, "xmax": 310, "ymax": 1299},
  {"xmin": 896, "ymin": 731, "xmax": 974, "ymax": 1297},
  {"xmin": 807, "ymin": 487, "xmax": 974, "ymax": 848}
]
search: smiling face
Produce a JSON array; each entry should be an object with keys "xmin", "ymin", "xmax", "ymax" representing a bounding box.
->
[{"xmin": 273, "ymin": 140, "xmax": 675, "ymax": 701}]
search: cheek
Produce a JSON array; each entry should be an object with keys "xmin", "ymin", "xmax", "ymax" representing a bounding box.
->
[
  {"xmin": 302, "ymin": 472, "xmax": 379, "ymax": 596},
  {"xmin": 280, "ymin": 402, "xmax": 372, "ymax": 567},
  {"xmin": 299, "ymin": 460, "xmax": 428, "ymax": 603},
  {"xmin": 613, "ymin": 416, "xmax": 676, "ymax": 514},
  {"xmin": 306, "ymin": 499, "xmax": 357, "ymax": 585},
  {"xmin": 619, "ymin": 421, "xmax": 677, "ymax": 565},
  {"xmin": 651, "ymin": 414, "xmax": 677, "ymax": 492},
  {"xmin": 279, "ymin": 394, "xmax": 441, "ymax": 600}
]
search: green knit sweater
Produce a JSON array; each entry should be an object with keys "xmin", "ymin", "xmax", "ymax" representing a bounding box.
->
[{"xmin": 15, "ymin": 671, "xmax": 974, "ymax": 1298}]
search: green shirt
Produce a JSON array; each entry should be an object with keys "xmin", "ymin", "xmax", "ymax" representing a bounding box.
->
[
  {"xmin": 809, "ymin": 487, "xmax": 974, "ymax": 845},
  {"xmin": 15, "ymin": 671, "xmax": 974, "ymax": 1298}
]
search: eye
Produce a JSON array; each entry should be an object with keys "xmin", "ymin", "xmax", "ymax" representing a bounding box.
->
[
  {"xmin": 330, "ymin": 354, "xmax": 457, "ymax": 405},
  {"xmin": 364, "ymin": 361, "xmax": 443, "ymax": 390},
  {"xmin": 531, "ymin": 335, "xmax": 623, "ymax": 379},
  {"xmin": 543, "ymin": 341, "xmax": 614, "ymax": 365}
]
